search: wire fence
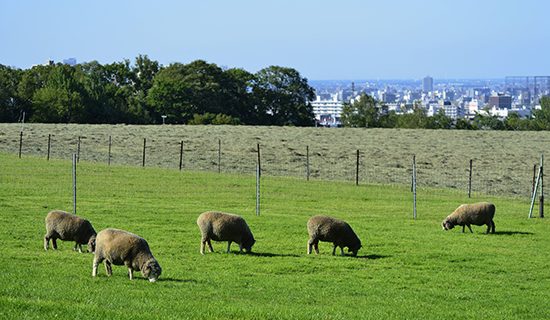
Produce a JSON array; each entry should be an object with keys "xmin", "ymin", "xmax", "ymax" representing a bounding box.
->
[{"xmin": 0, "ymin": 125, "xmax": 540, "ymax": 199}]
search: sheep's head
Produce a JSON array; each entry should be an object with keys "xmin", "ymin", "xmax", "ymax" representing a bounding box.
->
[
  {"xmin": 442, "ymin": 219, "xmax": 454, "ymax": 231},
  {"xmin": 348, "ymin": 242, "xmax": 362, "ymax": 257},
  {"xmin": 142, "ymin": 259, "xmax": 162, "ymax": 283},
  {"xmin": 87, "ymin": 235, "xmax": 96, "ymax": 253},
  {"xmin": 241, "ymin": 237, "xmax": 256, "ymax": 253}
]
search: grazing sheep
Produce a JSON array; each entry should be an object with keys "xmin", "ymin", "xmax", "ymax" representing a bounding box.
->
[
  {"xmin": 92, "ymin": 228, "xmax": 162, "ymax": 282},
  {"xmin": 44, "ymin": 210, "xmax": 96, "ymax": 253},
  {"xmin": 442, "ymin": 202, "xmax": 496, "ymax": 234},
  {"xmin": 307, "ymin": 215, "xmax": 362, "ymax": 256},
  {"xmin": 197, "ymin": 211, "xmax": 255, "ymax": 254}
]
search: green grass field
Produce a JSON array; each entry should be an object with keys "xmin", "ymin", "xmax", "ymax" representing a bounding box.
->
[{"xmin": 0, "ymin": 152, "xmax": 549, "ymax": 319}]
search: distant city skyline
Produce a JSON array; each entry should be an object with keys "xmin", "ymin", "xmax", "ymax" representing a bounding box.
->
[{"xmin": 1, "ymin": 0, "xmax": 549, "ymax": 80}]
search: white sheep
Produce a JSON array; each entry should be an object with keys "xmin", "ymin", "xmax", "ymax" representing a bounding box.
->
[
  {"xmin": 197, "ymin": 211, "xmax": 255, "ymax": 254},
  {"xmin": 307, "ymin": 215, "xmax": 362, "ymax": 256},
  {"xmin": 442, "ymin": 202, "xmax": 496, "ymax": 234},
  {"xmin": 92, "ymin": 228, "xmax": 162, "ymax": 282},
  {"xmin": 44, "ymin": 210, "xmax": 96, "ymax": 253}
]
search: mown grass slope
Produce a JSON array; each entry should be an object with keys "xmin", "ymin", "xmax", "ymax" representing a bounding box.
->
[{"xmin": 0, "ymin": 153, "xmax": 549, "ymax": 319}]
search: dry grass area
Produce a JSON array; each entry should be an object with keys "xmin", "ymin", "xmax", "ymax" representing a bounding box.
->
[{"xmin": 1, "ymin": 123, "xmax": 548, "ymax": 197}]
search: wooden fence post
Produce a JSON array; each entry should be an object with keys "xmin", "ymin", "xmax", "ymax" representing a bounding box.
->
[
  {"xmin": 218, "ymin": 139, "xmax": 221, "ymax": 174},
  {"xmin": 306, "ymin": 145, "xmax": 310, "ymax": 181},
  {"xmin": 256, "ymin": 164, "xmax": 260, "ymax": 216},
  {"xmin": 72, "ymin": 154, "xmax": 77, "ymax": 215},
  {"xmin": 47, "ymin": 134, "xmax": 51, "ymax": 161},
  {"xmin": 468, "ymin": 159, "xmax": 473, "ymax": 198},
  {"xmin": 355, "ymin": 150, "xmax": 360, "ymax": 186},
  {"xmin": 532, "ymin": 164, "xmax": 537, "ymax": 198},
  {"xmin": 77, "ymin": 136, "xmax": 81, "ymax": 163},
  {"xmin": 179, "ymin": 141, "xmax": 183, "ymax": 171},
  {"xmin": 540, "ymin": 154, "xmax": 544, "ymax": 218},
  {"xmin": 412, "ymin": 155, "xmax": 417, "ymax": 220},
  {"xmin": 142, "ymin": 138, "xmax": 146, "ymax": 167},
  {"xmin": 108, "ymin": 135, "xmax": 112, "ymax": 165},
  {"xmin": 18, "ymin": 131, "xmax": 23, "ymax": 158}
]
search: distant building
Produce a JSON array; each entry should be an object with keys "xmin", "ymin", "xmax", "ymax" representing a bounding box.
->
[
  {"xmin": 311, "ymin": 95, "xmax": 343, "ymax": 126},
  {"xmin": 63, "ymin": 58, "xmax": 77, "ymax": 66},
  {"xmin": 423, "ymin": 76, "xmax": 433, "ymax": 92},
  {"xmin": 488, "ymin": 94, "xmax": 512, "ymax": 109}
]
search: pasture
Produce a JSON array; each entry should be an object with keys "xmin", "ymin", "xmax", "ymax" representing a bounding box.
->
[
  {"xmin": 1, "ymin": 123, "xmax": 550, "ymax": 196},
  {"xmin": 0, "ymin": 151, "xmax": 549, "ymax": 319}
]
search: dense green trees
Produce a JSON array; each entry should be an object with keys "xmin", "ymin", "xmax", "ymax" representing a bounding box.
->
[{"xmin": 0, "ymin": 57, "xmax": 315, "ymax": 125}]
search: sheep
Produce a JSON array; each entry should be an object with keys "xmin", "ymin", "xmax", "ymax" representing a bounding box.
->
[
  {"xmin": 307, "ymin": 215, "xmax": 362, "ymax": 256},
  {"xmin": 442, "ymin": 202, "xmax": 496, "ymax": 234},
  {"xmin": 197, "ymin": 211, "xmax": 255, "ymax": 254},
  {"xmin": 92, "ymin": 228, "xmax": 162, "ymax": 282},
  {"xmin": 44, "ymin": 210, "xmax": 97, "ymax": 253}
]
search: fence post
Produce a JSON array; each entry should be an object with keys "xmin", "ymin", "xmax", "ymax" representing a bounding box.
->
[
  {"xmin": 18, "ymin": 131, "xmax": 23, "ymax": 158},
  {"xmin": 108, "ymin": 135, "xmax": 112, "ymax": 166},
  {"xmin": 412, "ymin": 155, "xmax": 417, "ymax": 220},
  {"xmin": 468, "ymin": 159, "xmax": 473, "ymax": 198},
  {"xmin": 532, "ymin": 164, "xmax": 537, "ymax": 198},
  {"xmin": 529, "ymin": 165, "xmax": 542, "ymax": 218},
  {"xmin": 256, "ymin": 164, "xmax": 260, "ymax": 216},
  {"xmin": 77, "ymin": 136, "xmax": 81, "ymax": 163},
  {"xmin": 72, "ymin": 153, "xmax": 77, "ymax": 215},
  {"xmin": 218, "ymin": 139, "xmax": 221, "ymax": 174},
  {"xmin": 355, "ymin": 149, "xmax": 360, "ymax": 186},
  {"xmin": 179, "ymin": 140, "xmax": 184, "ymax": 171},
  {"xmin": 47, "ymin": 134, "xmax": 51, "ymax": 161},
  {"xmin": 540, "ymin": 154, "xmax": 544, "ymax": 218},
  {"xmin": 142, "ymin": 138, "xmax": 146, "ymax": 167},
  {"xmin": 306, "ymin": 145, "xmax": 310, "ymax": 181},
  {"xmin": 257, "ymin": 143, "xmax": 261, "ymax": 177}
]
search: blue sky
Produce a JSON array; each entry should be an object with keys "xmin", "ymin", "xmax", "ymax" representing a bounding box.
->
[{"xmin": 0, "ymin": 0, "xmax": 548, "ymax": 79}]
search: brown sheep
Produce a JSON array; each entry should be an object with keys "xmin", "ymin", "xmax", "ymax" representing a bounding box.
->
[
  {"xmin": 442, "ymin": 202, "xmax": 496, "ymax": 234},
  {"xmin": 307, "ymin": 215, "xmax": 362, "ymax": 256},
  {"xmin": 197, "ymin": 211, "xmax": 255, "ymax": 254},
  {"xmin": 44, "ymin": 210, "xmax": 96, "ymax": 253},
  {"xmin": 92, "ymin": 228, "xmax": 162, "ymax": 282}
]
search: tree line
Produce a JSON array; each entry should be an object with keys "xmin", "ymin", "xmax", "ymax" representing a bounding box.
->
[
  {"xmin": 0, "ymin": 55, "xmax": 315, "ymax": 125},
  {"xmin": 341, "ymin": 94, "xmax": 550, "ymax": 130}
]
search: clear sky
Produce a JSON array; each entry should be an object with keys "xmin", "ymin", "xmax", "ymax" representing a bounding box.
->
[{"xmin": 0, "ymin": 0, "xmax": 548, "ymax": 80}]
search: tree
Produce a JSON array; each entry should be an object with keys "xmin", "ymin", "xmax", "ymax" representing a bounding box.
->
[
  {"xmin": 147, "ymin": 60, "xmax": 228, "ymax": 123},
  {"xmin": 252, "ymin": 66, "xmax": 315, "ymax": 126},
  {"xmin": 341, "ymin": 94, "xmax": 380, "ymax": 127},
  {"xmin": 0, "ymin": 64, "xmax": 23, "ymax": 122},
  {"xmin": 532, "ymin": 96, "xmax": 550, "ymax": 130}
]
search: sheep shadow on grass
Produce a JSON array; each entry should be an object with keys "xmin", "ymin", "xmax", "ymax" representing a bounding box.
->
[
  {"xmin": 159, "ymin": 277, "xmax": 198, "ymax": 283},
  {"xmin": 492, "ymin": 230, "xmax": 534, "ymax": 236},
  {"xmin": 357, "ymin": 254, "xmax": 390, "ymax": 260},
  {"xmin": 248, "ymin": 252, "xmax": 301, "ymax": 258}
]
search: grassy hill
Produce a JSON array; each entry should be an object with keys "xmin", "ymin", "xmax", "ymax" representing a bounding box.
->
[{"xmin": 0, "ymin": 152, "xmax": 548, "ymax": 319}]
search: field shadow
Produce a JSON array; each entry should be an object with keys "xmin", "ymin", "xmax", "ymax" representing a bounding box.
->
[
  {"xmin": 493, "ymin": 231, "xmax": 534, "ymax": 236},
  {"xmin": 357, "ymin": 254, "xmax": 390, "ymax": 260},
  {"xmin": 160, "ymin": 277, "xmax": 198, "ymax": 283},
  {"xmin": 249, "ymin": 252, "xmax": 301, "ymax": 258}
]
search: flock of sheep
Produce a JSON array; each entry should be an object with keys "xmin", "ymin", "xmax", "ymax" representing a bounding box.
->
[{"xmin": 43, "ymin": 201, "xmax": 496, "ymax": 282}]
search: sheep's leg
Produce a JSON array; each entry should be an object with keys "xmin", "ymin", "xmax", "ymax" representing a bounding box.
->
[
  {"xmin": 485, "ymin": 223, "xmax": 491, "ymax": 234},
  {"xmin": 78, "ymin": 244, "xmax": 83, "ymax": 253},
  {"xmin": 491, "ymin": 221, "xmax": 496, "ymax": 234},
  {"xmin": 313, "ymin": 242, "xmax": 319, "ymax": 254},
  {"xmin": 200, "ymin": 240, "xmax": 205, "ymax": 255},
  {"xmin": 74, "ymin": 243, "xmax": 83, "ymax": 253},
  {"xmin": 461, "ymin": 225, "xmax": 465, "ymax": 233},
  {"xmin": 128, "ymin": 268, "xmax": 133, "ymax": 280},
  {"xmin": 207, "ymin": 239, "xmax": 214, "ymax": 252},
  {"xmin": 44, "ymin": 236, "xmax": 50, "ymax": 250},
  {"xmin": 332, "ymin": 245, "xmax": 337, "ymax": 255},
  {"xmin": 307, "ymin": 239, "xmax": 313, "ymax": 254},
  {"xmin": 226, "ymin": 241, "xmax": 232, "ymax": 253},
  {"xmin": 105, "ymin": 260, "xmax": 112, "ymax": 276},
  {"xmin": 340, "ymin": 247, "xmax": 345, "ymax": 256},
  {"xmin": 92, "ymin": 256, "xmax": 103, "ymax": 277},
  {"xmin": 52, "ymin": 238, "xmax": 58, "ymax": 250},
  {"xmin": 466, "ymin": 225, "xmax": 473, "ymax": 233}
]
